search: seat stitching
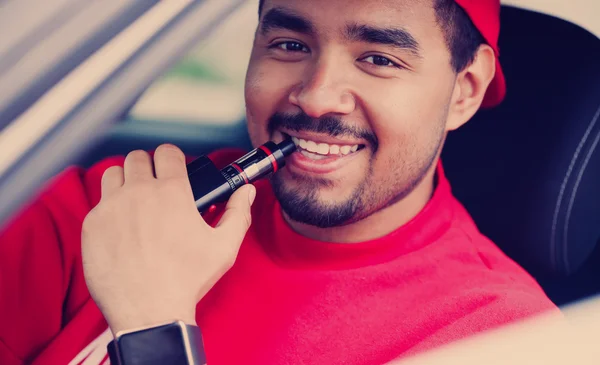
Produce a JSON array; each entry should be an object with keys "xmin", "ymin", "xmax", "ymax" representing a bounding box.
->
[
  {"xmin": 550, "ymin": 102, "xmax": 600, "ymax": 273},
  {"xmin": 562, "ymin": 116, "xmax": 600, "ymax": 273}
]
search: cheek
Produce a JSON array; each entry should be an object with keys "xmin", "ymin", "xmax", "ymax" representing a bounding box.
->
[
  {"xmin": 244, "ymin": 66, "xmax": 269, "ymax": 145},
  {"xmin": 245, "ymin": 58, "xmax": 301, "ymax": 141},
  {"xmin": 362, "ymin": 71, "xmax": 452, "ymax": 151},
  {"xmin": 362, "ymin": 89, "xmax": 448, "ymax": 188}
]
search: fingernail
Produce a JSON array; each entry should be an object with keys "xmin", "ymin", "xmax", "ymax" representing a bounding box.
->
[{"xmin": 248, "ymin": 185, "xmax": 256, "ymax": 205}]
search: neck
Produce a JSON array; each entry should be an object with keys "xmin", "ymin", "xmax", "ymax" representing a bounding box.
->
[{"xmin": 283, "ymin": 165, "xmax": 438, "ymax": 243}]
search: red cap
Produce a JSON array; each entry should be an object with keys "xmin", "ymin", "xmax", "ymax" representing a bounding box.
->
[{"xmin": 454, "ymin": 0, "xmax": 505, "ymax": 108}]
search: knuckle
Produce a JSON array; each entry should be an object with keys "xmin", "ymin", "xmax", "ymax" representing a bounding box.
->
[
  {"xmin": 82, "ymin": 209, "xmax": 100, "ymax": 234},
  {"xmin": 128, "ymin": 181, "xmax": 155, "ymax": 198},
  {"xmin": 103, "ymin": 165, "xmax": 122, "ymax": 176},
  {"xmin": 222, "ymin": 249, "xmax": 238, "ymax": 269},
  {"xmin": 162, "ymin": 177, "xmax": 193, "ymax": 198},
  {"xmin": 101, "ymin": 165, "xmax": 122, "ymax": 181},
  {"xmin": 159, "ymin": 179, "xmax": 186, "ymax": 194},
  {"xmin": 127, "ymin": 149, "xmax": 149, "ymax": 159},
  {"xmin": 126, "ymin": 149, "xmax": 150, "ymax": 163},
  {"xmin": 242, "ymin": 209, "xmax": 252, "ymax": 228},
  {"xmin": 225, "ymin": 255, "xmax": 237, "ymax": 270},
  {"xmin": 222, "ymin": 205, "xmax": 252, "ymax": 229},
  {"xmin": 156, "ymin": 144, "xmax": 185, "ymax": 161}
]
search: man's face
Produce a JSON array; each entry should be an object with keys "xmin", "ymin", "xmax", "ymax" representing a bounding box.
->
[{"xmin": 245, "ymin": 0, "xmax": 457, "ymax": 228}]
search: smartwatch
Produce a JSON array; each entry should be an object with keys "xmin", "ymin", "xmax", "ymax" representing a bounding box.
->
[{"xmin": 107, "ymin": 321, "xmax": 206, "ymax": 365}]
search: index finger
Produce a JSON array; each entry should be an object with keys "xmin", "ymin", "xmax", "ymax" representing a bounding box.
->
[{"xmin": 153, "ymin": 144, "xmax": 188, "ymax": 180}]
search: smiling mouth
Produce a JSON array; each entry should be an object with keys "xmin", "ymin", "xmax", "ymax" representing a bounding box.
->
[{"xmin": 283, "ymin": 133, "xmax": 366, "ymax": 161}]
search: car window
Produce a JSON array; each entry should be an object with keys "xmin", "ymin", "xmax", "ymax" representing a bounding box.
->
[
  {"xmin": 77, "ymin": 1, "xmax": 259, "ymax": 168},
  {"xmin": 128, "ymin": 0, "xmax": 258, "ymax": 127}
]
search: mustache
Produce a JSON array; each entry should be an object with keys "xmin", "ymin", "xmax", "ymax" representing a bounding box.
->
[{"xmin": 267, "ymin": 112, "xmax": 379, "ymax": 150}]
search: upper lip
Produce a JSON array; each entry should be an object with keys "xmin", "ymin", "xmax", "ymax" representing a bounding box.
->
[{"xmin": 280, "ymin": 129, "xmax": 366, "ymax": 146}]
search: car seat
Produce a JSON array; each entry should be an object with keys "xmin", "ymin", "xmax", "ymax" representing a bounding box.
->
[{"xmin": 442, "ymin": 5, "xmax": 600, "ymax": 306}]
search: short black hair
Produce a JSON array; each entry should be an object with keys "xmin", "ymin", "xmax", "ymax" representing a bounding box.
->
[
  {"xmin": 257, "ymin": 0, "xmax": 485, "ymax": 73},
  {"xmin": 433, "ymin": 0, "xmax": 485, "ymax": 72}
]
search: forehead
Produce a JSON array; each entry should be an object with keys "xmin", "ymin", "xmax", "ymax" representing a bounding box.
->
[{"xmin": 261, "ymin": 0, "xmax": 443, "ymax": 43}]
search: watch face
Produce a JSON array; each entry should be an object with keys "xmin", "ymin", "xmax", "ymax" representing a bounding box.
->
[{"xmin": 117, "ymin": 323, "xmax": 191, "ymax": 364}]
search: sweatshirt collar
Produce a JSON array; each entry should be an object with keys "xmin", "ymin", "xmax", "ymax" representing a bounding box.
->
[{"xmin": 255, "ymin": 161, "xmax": 456, "ymax": 270}]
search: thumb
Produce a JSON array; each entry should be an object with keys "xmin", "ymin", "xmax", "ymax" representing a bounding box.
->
[{"xmin": 214, "ymin": 184, "xmax": 256, "ymax": 244}]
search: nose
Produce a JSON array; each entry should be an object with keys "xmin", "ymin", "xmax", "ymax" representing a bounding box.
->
[{"xmin": 288, "ymin": 59, "xmax": 356, "ymax": 118}]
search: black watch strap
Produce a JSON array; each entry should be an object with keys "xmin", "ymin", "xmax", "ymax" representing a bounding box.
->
[{"xmin": 107, "ymin": 321, "xmax": 206, "ymax": 365}]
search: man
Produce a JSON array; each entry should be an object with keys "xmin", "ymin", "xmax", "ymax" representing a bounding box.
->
[{"xmin": 0, "ymin": 0, "xmax": 558, "ymax": 364}]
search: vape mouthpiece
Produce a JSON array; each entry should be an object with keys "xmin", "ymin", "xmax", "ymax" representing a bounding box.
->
[
  {"xmin": 277, "ymin": 138, "xmax": 297, "ymax": 158},
  {"xmin": 187, "ymin": 139, "xmax": 297, "ymax": 213}
]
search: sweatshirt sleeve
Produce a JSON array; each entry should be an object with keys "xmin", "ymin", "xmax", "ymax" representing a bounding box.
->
[
  {"xmin": 0, "ymin": 148, "xmax": 243, "ymax": 364},
  {"xmin": 402, "ymin": 286, "xmax": 561, "ymax": 358},
  {"xmin": 0, "ymin": 198, "xmax": 64, "ymax": 365},
  {"xmin": 0, "ymin": 156, "xmax": 124, "ymax": 364}
]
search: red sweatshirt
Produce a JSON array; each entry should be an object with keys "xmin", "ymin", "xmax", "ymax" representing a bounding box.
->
[{"xmin": 0, "ymin": 149, "xmax": 557, "ymax": 365}]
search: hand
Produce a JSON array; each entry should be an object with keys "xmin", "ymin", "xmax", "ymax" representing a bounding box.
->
[{"xmin": 81, "ymin": 144, "xmax": 256, "ymax": 335}]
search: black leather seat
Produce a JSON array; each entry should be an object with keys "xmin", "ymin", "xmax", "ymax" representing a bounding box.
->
[{"xmin": 442, "ymin": 5, "xmax": 600, "ymax": 306}]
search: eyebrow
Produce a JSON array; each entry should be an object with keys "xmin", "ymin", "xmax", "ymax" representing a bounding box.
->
[
  {"xmin": 260, "ymin": 7, "xmax": 314, "ymax": 35},
  {"xmin": 345, "ymin": 24, "xmax": 421, "ymax": 57}
]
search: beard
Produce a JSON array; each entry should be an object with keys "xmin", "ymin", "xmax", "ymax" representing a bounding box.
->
[
  {"xmin": 267, "ymin": 111, "xmax": 445, "ymax": 229},
  {"xmin": 270, "ymin": 169, "xmax": 363, "ymax": 228},
  {"xmin": 270, "ymin": 157, "xmax": 433, "ymax": 228}
]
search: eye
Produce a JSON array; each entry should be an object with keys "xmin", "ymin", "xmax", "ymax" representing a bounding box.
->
[
  {"xmin": 272, "ymin": 41, "xmax": 309, "ymax": 53},
  {"xmin": 361, "ymin": 55, "xmax": 400, "ymax": 68}
]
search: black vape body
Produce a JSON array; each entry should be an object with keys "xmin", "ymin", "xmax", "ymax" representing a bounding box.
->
[{"xmin": 186, "ymin": 140, "xmax": 296, "ymax": 213}]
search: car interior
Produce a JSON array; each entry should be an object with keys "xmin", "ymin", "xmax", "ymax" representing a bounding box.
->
[
  {"xmin": 72, "ymin": 1, "xmax": 600, "ymax": 308},
  {"xmin": 442, "ymin": 3, "xmax": 600, "ymax": 307},
  {"xmin": 0, "ymin": 0, "xmax": 598, "ymax": 356}
]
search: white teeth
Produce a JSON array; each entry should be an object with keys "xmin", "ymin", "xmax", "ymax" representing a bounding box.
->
[
  {"xmin": 306, "ymin": 140, "xmax": 318, "ymax": 153},
  {"xmin": 317, "ymin": 143, "xmax": 330, "ymax": 155},
  {"xmin": 289, "ymin": 136, "xmax": 361, "ymax": 156},
  {"xmin": 300, "ymin": 149, "xmax": 329, "ymax": 160}
]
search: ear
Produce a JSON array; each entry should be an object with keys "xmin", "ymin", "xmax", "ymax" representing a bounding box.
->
[{"xmin": 445, "ymin": 44, "xmax": 496, "ymax": 131}]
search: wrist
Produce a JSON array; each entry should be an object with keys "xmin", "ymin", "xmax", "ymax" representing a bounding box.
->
[
  {"xmin": 108, "ymin": 321, "xmax": 206, "ymax": 365},
  {"xmin": 108, "ymin": 312, "xmax": 197, "ymax": 337}
]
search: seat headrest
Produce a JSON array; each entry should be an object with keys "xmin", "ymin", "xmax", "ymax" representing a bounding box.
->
[{"xmin": 442, "ymin": 6, "xmax": 600, "ymax": 278}]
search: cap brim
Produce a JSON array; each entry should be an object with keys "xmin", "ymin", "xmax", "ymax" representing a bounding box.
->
[{"xmin": 481, "ymin": 57, "xmax": 506, "ymax": 108}]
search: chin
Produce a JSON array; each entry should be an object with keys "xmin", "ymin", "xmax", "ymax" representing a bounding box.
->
[
  {"xmin": 271, "ymin": 170, "xmax": 363, "ymax": 228},
  {"xmin": 277, "ymin": 167, "xmax": 335, "ymax": 190}
]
